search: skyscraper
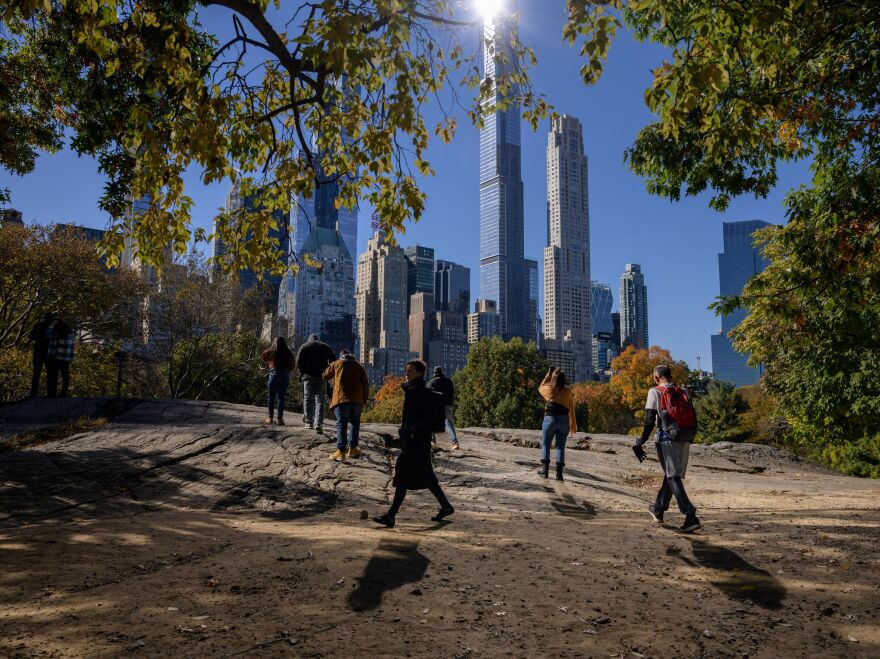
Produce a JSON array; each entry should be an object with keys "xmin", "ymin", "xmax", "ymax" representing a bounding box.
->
[
  {"xmin": 468, "ymin": 299, "xmax": 502, "ymax": 344},
  {"xmin": 544, "ymin": 114, "xmax": 592, "ymax": 381},
  {"xmin": 357, "ymin": 230, "xmax": 416, "ymax": 385},
  {"xmin": 290, "ymin": 227, "xmax": 355, "ymax": 354},
  {"xmin": 404, "ymin": 245, "xmax": 435, "ymax": 314},
  {"xmin": 524, "ymin": 258, "xmax": 539, "ymax": 344},
  {"xmin": 479, "ymin": 2, "xmax": 526, "ymax": 341},
  {"xmin": 619, "ymin": 263, "xmax": 649, "ymax": 349},
  {"xmin": 434, "ymin": 260, "xmax": 471, "ymax": 315},
  {"xmin": 711, "ymin": 220, "xmax": 771, "ymax": 386},
  {"xmin": 293, "ymin": 177, "xmax": 358, "ymax": 261},
  {"xmin": 591, "ymin": 281, "xmax": 616, "ymax": 373}
]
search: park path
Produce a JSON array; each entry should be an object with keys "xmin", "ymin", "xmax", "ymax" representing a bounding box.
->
[{"xmin": 1, "ymin": 398, "xmax": 878, "ymax": 657}]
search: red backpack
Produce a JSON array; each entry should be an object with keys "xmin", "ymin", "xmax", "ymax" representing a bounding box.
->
[{"xmin": 657, "ymin": 384, "xmax": 697, "ymax": 442}]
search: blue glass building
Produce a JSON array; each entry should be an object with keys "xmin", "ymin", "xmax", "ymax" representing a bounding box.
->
[
  {"xmin": 710, "ymin": 220, "xmax": 771, "ymax": 386},
  {"xmin": 479, "ymin": 5, "xmax": 526, "ymax": 341}
]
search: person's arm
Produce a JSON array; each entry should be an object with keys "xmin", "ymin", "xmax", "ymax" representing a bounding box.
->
[
  {"xmin": 637, "ymin": 409, "xmax": 658, "ymax": 446},
  {"xmin": 568, "ymin": 390, "xmax": 578, "ymax": 436},
  {"xmin": 322, "ymin": 362, "xmax": 334, "ymax": 381},
  {"xmin": 541, "ymin": 366, "xmax": 554, "ymax": 386},
  {"xmin": 360, "ymin": 368, "xmax": 369, "ymax": 405},
  {"xmin": 295, "ymin": 345, "xmax": 304, "ymax": 370},
  {"xmin": 538, "ymin": 383, "xmax": 554, "ymax": 401}
]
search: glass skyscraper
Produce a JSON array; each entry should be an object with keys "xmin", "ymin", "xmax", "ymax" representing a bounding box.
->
[
  {"xmin": 619, "ymin": 264, "xmax": 648, "ymax": 349},
  {"xmin": 435, "ymin": 259, "xmax": 471, "ymax": 315},
  {"xmin": 404, "ymin": 245, "xmax": 435, "ymax": 314},
  {"xmin": 479, "ymin": 3, "xmax": 526, "ymax": 341},
  {"xmin": 711, "ymin": 220, "xmax": 770, "ymax": 386}
]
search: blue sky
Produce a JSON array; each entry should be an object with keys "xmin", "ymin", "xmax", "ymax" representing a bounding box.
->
[{"xmin": 0, "ymin": 1, "xmax": 811, "ymax": 371}]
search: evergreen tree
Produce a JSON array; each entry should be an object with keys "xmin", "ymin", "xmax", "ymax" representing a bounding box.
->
[{"xmin": 694, "ymin": 381, "xmax": 747, "ymax": 444}]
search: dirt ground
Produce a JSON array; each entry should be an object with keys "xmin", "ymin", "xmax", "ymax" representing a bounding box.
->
[{"xmin": 1, "ymin": 398, "xmax": 879, "ymax": 658}]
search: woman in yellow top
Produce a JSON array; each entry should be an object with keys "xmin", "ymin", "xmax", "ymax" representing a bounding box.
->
[{"xmin": 538, "ymin": 367, "xmax": 578, "ymax": 481}]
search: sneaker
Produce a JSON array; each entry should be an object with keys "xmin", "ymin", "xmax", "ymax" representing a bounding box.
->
[
  {"xmin": 302, "ymin": 418, "xmax": 312, "ymax": 429},
  {"xmin": 329, "ymin": 449, "xmax": 346, "ymax": 461},
  {"xmin": 264, "ymin": 417, "xmax": 274, "ymax": 425},
  {"xmin": 347, "ymin": 447, "xmax": 362, "ymax": 459},
  {"xmin": 372, "ymin": 513, "xmax": 395, "ymax": 528},
  {"xmin": 431, "ymin": 506, "xmax": 455, "ymax": 522},
  {"xmin": 450, "ymin": 442, "xmax": 460, "ymax": 450},
  {"xmin": 315, "ymin": 425, "xmax": 324, "ymax": 434},
  {"xmin": 680, "ymin": 513, "xmax": 702, "ymax": 533},
  {"xmin": 276, "ymin": 418, "xmax": 285, "ymax": 426},
  {"xmin": 648, "ymin": 505, "xmax": 664, "ymax": 524}
]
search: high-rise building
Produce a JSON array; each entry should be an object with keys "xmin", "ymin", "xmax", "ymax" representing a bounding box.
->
[
  {"xmin": 711, "ymin": 220, "xmax": 771, "ymax": 386},
  {"xmin": 590, "ymin": 281, "xmax": 616, "ymax": 374},
  {"xmin": 524, "ymin": 258, "xmax": 539, "ymax": 344},
  {"xmin": 479, "ymin": 3, "xmax": 526, "ymax": 341},
  {"xmin": 404, "ymin": 245, "xmax": 435, "ymax": 314},
  {"xmin": 428, "ymin": 311, "xmax": 470, "ymax": 376},
  {"xmin": 468, "ymin": 299, "xmax": 502, "ymax": 344},
  {"xmin": 611, "ymin": 312, "xmax": 621, "ymax": 349},
  {"xmin": 408, "ymin": 291, "xmax": 434, "ymax": 361},
  {"xmin": 434, "ymin": 260, "xmax": 471, "ymax": 315},
  {"xmin": 293, "ymin": 177, "xmax": 358, "ymax": 262},
  {"xmin": 357, "ymin": 230, "xmax": 417, "ymax": 385},
  {"xmin": 544, "ymin": 114, "xmax": 592, "ymax": 381},
  {"xmin": 289, "ymin": 227, "xmax": 355, "ymax": 354},
  {"xmin": 619, "ymin": 263, "xmax": 649, "ymax": 349},
  {"xmin": 214, "ymin": 181, "xmax": 290, "ymax": 311}
]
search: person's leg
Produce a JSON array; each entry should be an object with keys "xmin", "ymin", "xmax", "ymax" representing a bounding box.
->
[
  {"xmin": 276, "ymin": 372, "xmax": 289, "ymax": 422},
  {"xmin": 555, "ymin": 417, "xmax": 568, "ymax": 464},
  {"xmin": 59, "ymin": 360, "xmax": 70, "ymax": 397},
  {"xmin": 667, "ymin": 476, "xmax": 696, "ymax": 515},
  {"xmin": 540, "ymin": 416, "xmax": 553, "ymax": 463},
  {"xmin": 315, "ymin": 378, "xmax": 326, "ymax": 428},
  {"xmin": 302, "ymin": 379, "xmax": 314, "ymax": 425},
  {"xmin": 428, "ymin": 482, "xmax": 453, "ymax": 511},
  {"xmin": 335, "ymin": 404, "xmax": 349, "ymax": 451},
  {"xmin": 387, "ymin": 486, "xmax": 407, "ymax": 517},
  {"xmin": 31, "ymin": 352, "xmax": 44, "ymax": 396},
  {"xmin": 348, "ymin": 403, "xmax": 362, "ymax": 448},
  {"xmin": 267, "ymin": 371, "xmax": 278, "ymax": 420},
  {"xmin": 654, "ymin": 443, "xmax": 673, "ymax": 512},
  {"xmin": 444, "ymin": 405, "xmax": 459, "ymax": 445},
  {"xmin": 46, "ymin": 358, "xmax": 59, "ymax": 398}
]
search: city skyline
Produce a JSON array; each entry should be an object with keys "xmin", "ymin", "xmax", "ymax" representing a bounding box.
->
[{"xmin": 1, "ymin": 3, "xmax": 808, "ymax": 371}]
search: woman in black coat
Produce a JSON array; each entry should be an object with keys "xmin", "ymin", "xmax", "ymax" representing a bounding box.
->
[{"xmin": 372, "ymin": 360, "xmax": 455, "ymax": 528}]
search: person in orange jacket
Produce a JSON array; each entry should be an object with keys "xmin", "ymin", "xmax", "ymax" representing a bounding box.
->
[{"xmin": 538, "ymin": 366, "xmax": 578, "ymax": 481}]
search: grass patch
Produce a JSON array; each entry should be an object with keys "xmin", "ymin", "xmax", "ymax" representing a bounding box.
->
[{"xmin": 1, "ymin": 416, "xmax": 109, "ymax": 453}]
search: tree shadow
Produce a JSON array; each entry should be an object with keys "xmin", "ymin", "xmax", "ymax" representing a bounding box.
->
[
  {"xmin": 541, "ymin": 485, "xmax": 597, "ymax": 518},
  {"xmin": 668, "ymin": 538, "xmax": 786, "ymax": 609},
  {"xmin": 347, "ymin": 539, "xmax": 429, "ymax": 612}
]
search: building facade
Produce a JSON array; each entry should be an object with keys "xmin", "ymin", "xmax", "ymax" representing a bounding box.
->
[
  {"xmin": 590, "ymin": 281, "xmax": 617, "ymax": 375},
  {"xmin": 524, "ymin": 258, "xmax": 539, "ymax": 344},
  {"xmin": 293, "ymin": 178, "xmax": 358, "ymax": 262},
  {"xmin": 357, "ymin": 230, "xmax": 416, "ymax": 385},
  {"xmin": 404, "ymin": 245, "xmax": 435, "ymax": 314},
  {"xmin": 619, "ymin": 263, "xmax": 649, "ymax": 350},
  {"xmin": 434, "ymin": 259, "xmax": 471, "ymax": 315},
  {"xmin": 710, "ymin": 220, "xmax": 771, "ymax": 386},
  {"xmin": 544, "ymin": 114, "xmax": 592, "ymax": 382},
  {"xmin": 467, "ymin": 299, "xmax": 502, "ymax": 344},
  {"xmin": 289, "ymin": 227, "xmax": 355, "ymax": 354},
  {"xmin": 428, "ymin": 312, "xmax": 470, "ymax": 375},
  {"xmin": 479, "ymin": 4, "xmax": 527, "ymax": 341}
]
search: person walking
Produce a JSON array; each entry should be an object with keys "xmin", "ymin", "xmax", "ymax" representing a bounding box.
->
[
  {"xmin": 372, "ymin": 360, "xmax": 454, "ymax": 528},
  {"xmin": 426, "ymin": 366, "xmax": 460, "ymax": 450},
  {"xmin": 261, "ymin": 336, "xmax": 295, "ymax": 426},
  {"xmin": 538, "ymin": 366, "xmax": 577, "ymax": 481},
  {"xmin": 323, "ymin": 349, "xmax": 370, "ymax": 460},
  {"xmin": 28, "ymin": 312, "xmax": 54, "ymax": 397},
  {"xmin": 631, "ymin": 364, "xmax": 702, "ymax": 533},
  {"xmin": 295, "ymin": 334, "xmax": 336, "ymax": 433},
  {"xmin": 45, "ymin": 318, "xmax": 74, "ymax": 398}
]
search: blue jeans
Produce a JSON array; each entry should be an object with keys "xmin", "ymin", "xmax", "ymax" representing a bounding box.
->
[
  {"xmin": 334, "ymin": 403, "xmax": 362, "ymax": 450},
  {"xmin": 541, "ymin": 415, "xmax": 569, "ymax": 464},
  {"xmin": 302, "ymin": 375, "xmax": 325, "ymax": 426},
  {"xmin": 433, "ymin": 405, "xmax": 459, "ymax": 444},
  {"xmin": 268, "ymin": 369, "xmax": 290, "ymax": 419}
]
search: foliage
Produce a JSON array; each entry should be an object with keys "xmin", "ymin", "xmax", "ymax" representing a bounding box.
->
[
  {"xmin": 1, "ymin": 0, "xmax": 547, "ymax": 274},
  {"xmin": 608, "ymin": 346, "xmax": 689, "ymax": 418},
  {"xmin": 693, "ymin": 381, "xmax": 747, "ymax": 445},
  {"xmin": 0, "ymin": 223, "xmax": 142, "ymax": 349},
  {"xmin": 570, "ymin": 382, "xmax": 634, "ymax": 435},
  {"xmin": 362, "ymin": 375, "xmax": 405, "ymax": 424},
  {"xmin": 737, "ymin": 385, "xmax": 789, "ymax": 447},
  {"xmin": 453, "ymin": 337, "xmax": 548, "ymax": 430}
]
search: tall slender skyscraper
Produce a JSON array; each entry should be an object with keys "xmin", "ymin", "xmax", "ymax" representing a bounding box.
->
[
  {"xmin": 619, "ymin": 264, "xmax": 649, "ymax": 349},
  {"xmin": 711, "ymin": 220, "xmax": 770, "ymax": 386},
  {"xmin": 479, "ymin": 2, "xmax": 526, "ymax": 341},
  {"xmin": 544, "ymin": 115, "xmax": 591, "ymax": 381}
]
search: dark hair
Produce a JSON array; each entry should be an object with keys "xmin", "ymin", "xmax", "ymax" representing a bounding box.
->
[
  {"xmin": 653, "ymin": 364, "xmax": 673, "ymax": 381},
  {"xmin": 271, "ymin": 336, "xmax": 294, "ymax": 367},
  {"xmin": 405, "ymin": 359, "xmax": 427, "ymax": 375},
  {"xmin": 554, "ymin": 370, "xmax": 567, "ymax": 389},
  {"xmin": 52, "ymin": 318, "xmax": 70, "ymax": 337}
]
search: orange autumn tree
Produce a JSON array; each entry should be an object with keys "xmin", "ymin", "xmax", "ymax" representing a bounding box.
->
[
  {"xmin": 362, "ymin": 375, "xmax": 406, "ymax": 424},
  {"xmin": 609, "ymin": 346, "xmax": 690, "ymax": 420},
  {"xmin": 570, "ymin": 382, "xmax": 636, "ymax": 435}
]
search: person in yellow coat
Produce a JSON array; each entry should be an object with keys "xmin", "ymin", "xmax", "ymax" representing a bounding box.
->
[
  {"xmin": 538, "ymin": 367, "xmax": 577, "ymax": 481},
  {"xmin": 322, "ymin": 349, "xmax": 370, "ymax": 460}
]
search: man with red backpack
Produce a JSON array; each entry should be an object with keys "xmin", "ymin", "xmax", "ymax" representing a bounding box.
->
[{"xmin": 632, "ymin": 364, "xmax": 702, "ymax": 533}]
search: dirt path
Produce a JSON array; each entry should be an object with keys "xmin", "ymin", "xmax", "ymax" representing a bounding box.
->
[{"xmin": 1, "ymin": 399, "xmax": 878, "ymax": 657}]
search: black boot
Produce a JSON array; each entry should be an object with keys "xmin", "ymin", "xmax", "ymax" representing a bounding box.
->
[
  {"xmin": 539, "ymin": 459, "xmax": 550, "ymax": 478},
  {"xmin": 555, "ymin": 463, "xmax": 565, "ymax": 481}
]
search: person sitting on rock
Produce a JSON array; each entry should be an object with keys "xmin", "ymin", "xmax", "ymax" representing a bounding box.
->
[
  {"xmin": 538, "ymin": 367, "xmax": 577, "ymax": 481},
  {"xmin": 323, "ymin": 349, "xmax": 370, "ymax": 461},
  {"xmin": 372, "ymin": 359, "xmax": 454, "ymax": 528},
  {"xmin": 261, "ymin": 336, "xmax": 295, "ymax": 425}
]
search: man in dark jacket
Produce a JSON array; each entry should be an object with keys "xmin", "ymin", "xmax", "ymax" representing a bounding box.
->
[
  {"xmin": 28, "ymin": 312, "xmax": 54, "ymax": 397},
  {"xmin": 427, "ymin": 366, "xmax": 460, "ymax": 449},
  {"xmin": 372, "ymin": 360, "xmax": 454, "ymax": 528},
  {"xmin": 295, "ymin": 334, "xmax": 336, "ymax": 433}
]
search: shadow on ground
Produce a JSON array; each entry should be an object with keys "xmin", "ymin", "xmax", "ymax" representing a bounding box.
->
[{"xmin": 347, "ymin": 539, "xmax": 429, "ymax": 612}]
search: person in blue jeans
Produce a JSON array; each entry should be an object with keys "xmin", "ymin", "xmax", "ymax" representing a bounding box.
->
[
  {"xmin": 322, "ymin": 349, "xmax": 370, "ymax": 460},
  {"xmin": 538, "ymin": 367, "xmax": 578, "ymax": 481},
  {"xmin": 261, "ymin": 337, "xmax": 295, "ymax": 425}
]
